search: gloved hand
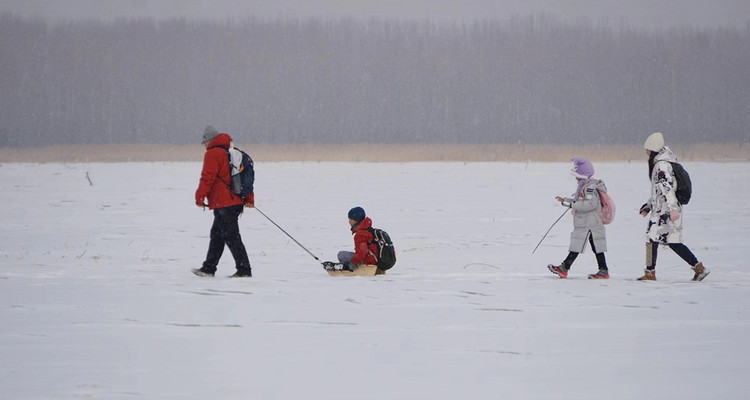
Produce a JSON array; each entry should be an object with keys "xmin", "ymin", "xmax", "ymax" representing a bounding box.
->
[
  {"xmin": 669, "ymin": 210, "xmax": 680, "ymax": 221},
  {"xmin": 196, "ymin": 196, "xmax": 207, "ymax": 209},
  {"xmin": 244, "ymin": 192, "xmax": 255, "ymax": 208},
  {"xmin": 639, "ymin": 203, "xmax": 651, "ymax": 216}
]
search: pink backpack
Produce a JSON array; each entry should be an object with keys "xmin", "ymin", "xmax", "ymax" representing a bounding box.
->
[
  {"xmin": 576, "ymin": 183, "xmax": 616, "ymax": 225},
  {"xmin": 598, "ymin": 190, "xmax": 616, "ymax": 225}
]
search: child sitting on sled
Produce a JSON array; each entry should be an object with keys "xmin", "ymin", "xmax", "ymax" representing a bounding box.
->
[{"xmin": 323, "ymin": 206, "xmax": 379, "ymax": 272}]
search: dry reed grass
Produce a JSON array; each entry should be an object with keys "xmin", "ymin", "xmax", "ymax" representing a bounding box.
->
[{"xmin": 1, "ymin": 143, "xmax": 748, "ymax": 163}]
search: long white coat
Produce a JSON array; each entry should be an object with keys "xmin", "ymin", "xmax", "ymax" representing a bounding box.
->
[
  {"xmin": 564, "ymin": 178, "xmax": 608, "ymax": 253},
  {"xmin": 646, "ymin": 147, "xmax": 683, "ymax": 244}
]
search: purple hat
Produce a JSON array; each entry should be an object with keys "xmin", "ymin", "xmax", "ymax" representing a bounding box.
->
[{"xmin": 570, "ymin": 157, "xmax": 594, "ymax": 179}]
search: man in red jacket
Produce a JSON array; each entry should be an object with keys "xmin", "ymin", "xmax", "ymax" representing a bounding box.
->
[{"xmin": 192, "ymin": 125, "xmax": 254, "ymax": 278}]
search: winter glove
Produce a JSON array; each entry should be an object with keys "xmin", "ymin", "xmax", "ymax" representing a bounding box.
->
[
  {"xmin": 639, "ymin": 203, "xmax": 651, "ymax": 216},
  {"xmin": 669, "ymin": 210, "xmax": 680, "ymax": 221},
  {"xmin": 196, "ymin": 196, "xmax": 207, "ymax": 208},
  {"xmin": 244, "ymin": 192, "xmax": 255, "ymax": 208}
]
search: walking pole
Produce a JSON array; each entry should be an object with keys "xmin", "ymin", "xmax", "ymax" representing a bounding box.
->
[
  {"xmin": 254, "ymin": 207, "xmax": 323, "ymax": 264},
  {"xmin": 532, "ymin": 208, "xmax": 570, "ymax": 254}
]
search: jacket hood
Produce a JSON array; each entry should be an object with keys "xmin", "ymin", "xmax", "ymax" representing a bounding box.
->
[
  {"xmin": 206, "ymin": 133, "xmax": 232, "ymax": 149},
  {"xmin": 351, "ymin": 216, "xmax": 373, "ymax": 233},
  {"xmin": 577, "ymin": 178, "xmax": 607, "ymax": 195},
  {"xmin": 655, "ymin": 146, "xmax": 678, "ymax": 163},
  {"xmin": 587, "ymin": 178, "xmax": 608, "ymax": 193}
]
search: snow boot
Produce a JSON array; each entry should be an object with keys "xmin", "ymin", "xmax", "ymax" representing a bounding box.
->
[
  {"xmin": 637, "ymin": 269, "xmax": 656, "ymax": 281},
  {"xmin": 691, "ymin": 262, "xmax": 710, "ymax": 281},
  {"xmin": 588, "ymin": 269, "xmax": 610, "ymax": 279},
  {"xmin": 323, "ymin": 261, "xmax": 347, "ymax": 271},
  {"xmin": 547, "ymin": 264, "xmax": 568, "ymax": 278},
  {"xmin": 230, "ymin": 268, "xmax": 252, "ymax": 278},
  {"xmin": 192, "ymin": 266, "xmax": 215, "ymax": 277}
]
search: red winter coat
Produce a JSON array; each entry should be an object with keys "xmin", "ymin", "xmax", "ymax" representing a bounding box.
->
[
  {"xmin": 351, "ymin": 217, "xmax": 378, "ymax": 266},
  {"xmin": 195, "ymin": 133, "xmax": 244, "ymax": 210}
]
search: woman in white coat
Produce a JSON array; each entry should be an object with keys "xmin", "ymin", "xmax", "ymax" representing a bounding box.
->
[{"xmin": 637, "ymin": 132, "xmax": 710, "ymax": 281}]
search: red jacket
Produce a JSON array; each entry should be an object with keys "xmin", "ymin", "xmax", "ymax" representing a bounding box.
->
[
  {"xmin": 195, "ymin": 133, "xmax": 244, "ymax": 210},
  {"xmin": 351, "ymin": 217, "xmax": 378, "ymax": 266}
]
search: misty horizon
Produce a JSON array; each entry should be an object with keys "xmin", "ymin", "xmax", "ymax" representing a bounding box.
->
[
  {"xmin": 2, "ymin": 0, "xmax": 750, "ymax": 30},
  {"xmin": 1, "ymin": 4, "xmax": 749, "ymax": 147}
]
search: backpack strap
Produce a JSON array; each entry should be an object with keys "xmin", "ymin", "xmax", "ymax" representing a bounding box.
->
[
  {"xmin": 215, "ymin": 146, "xmax": 238, "ymax": 199},
  {"xmin": 365, "ymin": 228, "xmax": 379, "ymax": 260}
]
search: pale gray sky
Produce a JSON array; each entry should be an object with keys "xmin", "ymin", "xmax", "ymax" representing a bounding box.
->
[{"xmin": 2, "ymin": 0, "xmax": 749, "ymax": 29}]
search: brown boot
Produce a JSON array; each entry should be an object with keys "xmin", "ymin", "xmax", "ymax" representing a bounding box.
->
[
  {"xmin": 691, "ymin": 262, "xmax": 710, "ymax": 281},
  {"xmin": 637, "ymin": 269, "xmax": 656, "ymax": 281}
]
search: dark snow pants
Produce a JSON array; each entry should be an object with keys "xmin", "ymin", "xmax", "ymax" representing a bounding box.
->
[
  {"xmin": 203, "ymin": 205, "xmax": 251, "ymax": 274},
  {"xmin": 645, "ymin": 241, "xmax": 699, "ymax": 270},
  {"xmin": 562, "ymin": 232, "xmax": 608, "ymax": 271}
]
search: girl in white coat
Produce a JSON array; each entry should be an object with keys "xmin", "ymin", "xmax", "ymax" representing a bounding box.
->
[{"xmin": 548, "ymin": 158, "xmax": 610, "ymax": 279}]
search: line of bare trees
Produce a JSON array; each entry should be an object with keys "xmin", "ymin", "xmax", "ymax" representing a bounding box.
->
[{"xmin": 1, "ymin": 13, "xmax": 748, "ymax": 147}]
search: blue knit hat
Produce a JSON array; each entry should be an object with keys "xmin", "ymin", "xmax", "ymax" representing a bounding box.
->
[{"xmin": 347, "ymin": 206, "xmax": 366, "ymax": 222}]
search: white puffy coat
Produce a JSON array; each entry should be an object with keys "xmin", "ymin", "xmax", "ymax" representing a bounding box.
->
[
  {"xmin": 564, "ymin": 178, "xmax": 608, "ymax": 253},
  {"xmin": 646, "ymin": 147, "xmax": 683, "ymax": 244}
]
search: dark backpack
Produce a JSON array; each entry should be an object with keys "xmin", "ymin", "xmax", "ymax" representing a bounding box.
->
[
  {"xmin": 368, "ymin": 228, "xmax": 397, "ymax": 271},
  {"xmin": 669, "ymin": 162, "xmax": 692, "ymax": 205},
  {"xmin": 226, "ymin": 147, "xmax": 255, "ymax": 199}
]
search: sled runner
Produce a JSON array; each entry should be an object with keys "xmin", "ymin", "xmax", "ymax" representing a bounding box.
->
[{"xmin": 326, "ymin": 264, "xmax": 384, "ymax": 277}]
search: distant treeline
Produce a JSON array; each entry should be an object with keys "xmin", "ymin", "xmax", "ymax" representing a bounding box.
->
[{"xmin": 1, "ymin": 13, "xmax": 748, "ymax": 147}]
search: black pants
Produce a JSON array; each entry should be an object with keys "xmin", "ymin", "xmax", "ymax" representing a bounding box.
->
[
  {"xmin": 646, "ymin": 241, "xmax": 698, "ymax": 270},
  {"xmin": 562, "ymin": 233, "xmax": 608, "ymax": 271},
  {"xmin": 203, "ymin": 205, "xmax": 250, "ymax": 273}
]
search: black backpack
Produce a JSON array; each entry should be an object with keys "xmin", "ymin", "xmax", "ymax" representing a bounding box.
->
[
  {"xmin": 368, "ymin": 228, "xmax": 397, "ymax": 271},
  {"xmin": 225, "ymin": 147, "xmax": 255, "ymax": 199},
  {"xmin": 669, "ymin": 162, "xmax": 692, "ymax": 205}
]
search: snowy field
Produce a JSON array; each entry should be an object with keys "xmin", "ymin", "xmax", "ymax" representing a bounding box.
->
[{"xmin": 1, "ymin": 161, "xmax": 749, "ymax": 399}]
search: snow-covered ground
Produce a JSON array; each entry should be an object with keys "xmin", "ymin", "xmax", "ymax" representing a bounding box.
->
[{"xmin": 1, "ymin": 161, "xmax": 748, "ymax": 399}]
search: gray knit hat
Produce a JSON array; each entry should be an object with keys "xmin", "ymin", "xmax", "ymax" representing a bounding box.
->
[{"xmin": 202, "ymin": 125, "xmax": 220, "ymax": 143}]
